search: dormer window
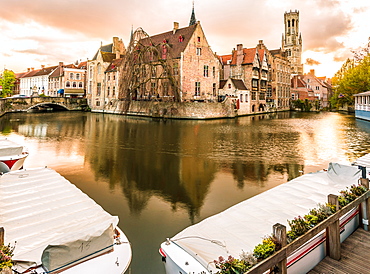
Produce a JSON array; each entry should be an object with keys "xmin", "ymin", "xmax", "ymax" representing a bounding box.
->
[
  {"xmin": 178, "ymin": 35, "xmax": 184, "ymax": 42},
  {"xmin": 197, "ymin": 36, "xmax": 201, "ymax": 43}
]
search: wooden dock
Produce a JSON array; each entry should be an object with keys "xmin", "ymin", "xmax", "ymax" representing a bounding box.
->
[{"xmin": 308, "ymin": 228, "xmax": 370, "ymax": 274}]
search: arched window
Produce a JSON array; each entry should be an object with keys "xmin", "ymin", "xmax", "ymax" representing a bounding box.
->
[
  {"xmin": 66, "ymin": 81, "xmax": 70, "ymax": 87},
  {"xmin": 292, "ymin": 19, "xmax": 295, "ymax": 27},
  {"xmin": 72, "ymin": 82, "xmax": 77, "ymax": 88},
  {"xmin": 79, "ymin": 82, "xmax": 83, "ymax": 88},
  {"xmin": 70, "ymin": 73, "xmax": 74, "ymax": 80},
  {"xmin": 178, "ymin": 35, "xmax": 184, "ymax": 43},
  {"xmin": 288, "ymin": 20, "xmax": 290, "ymax": 27},
  {"xmin": 76, "ymin": 73, "xmax": 80, "ymax": 80}
]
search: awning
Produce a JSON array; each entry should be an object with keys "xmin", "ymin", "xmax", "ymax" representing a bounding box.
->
[
  {"xmin": 64, "ymin": 88, "xmax": 84, "ymax": 95},
  {"xmin": 57, "ymin": 89, "xmax": 64, "ymax": 94}
]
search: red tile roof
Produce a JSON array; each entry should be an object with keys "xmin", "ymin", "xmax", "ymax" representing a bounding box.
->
[{"xmin": 230, "ymin": 48, "xmax": 257, "ymax": 65}]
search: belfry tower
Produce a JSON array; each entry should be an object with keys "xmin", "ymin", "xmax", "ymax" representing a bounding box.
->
[{"xmin": 282, "ymin": 10, "xmax": 303, "ymax": 75}]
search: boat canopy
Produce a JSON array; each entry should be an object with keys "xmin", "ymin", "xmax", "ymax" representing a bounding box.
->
[
  {"xmin": 352, "ymin": 153, "xmax": 370, "ymax": 167},
  {"xmin": 0, "ymin": 139, "xmax": 24, "ymax": 157},
  {"xmin": 0, "ymin": 168, "xmax": 119, "ymax": 272},
  {"xmin": 169, "ymin": 163, "xmax": 361, "ymax": 269}
]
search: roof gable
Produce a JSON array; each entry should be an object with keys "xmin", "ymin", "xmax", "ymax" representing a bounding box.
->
[{"xmin": 139, "ymin": 24, "xmax": 198, "ymax": 59}]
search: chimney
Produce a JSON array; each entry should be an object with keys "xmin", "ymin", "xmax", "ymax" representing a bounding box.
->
[
  {"xmin": 236, "ymin": 44, "xmax": 244, "ymax": 65},
  {"xmin": 27, "ymin": 68, "xmax": 30, "ymax": 72},
  {"xmin": 309, "ymin": 69, "xmax": 315, "ymax": 76},
  {"xmin": 41, "ymin": 65, "xmax": 45, "ymax": 69},
  {"xmin": 31, "ymin": 67, "xmax": 34, "ymax": 71},
  {"xmin": 173, "ymin": 22, "xmax": 179, "ymax": 34},
  {"xmin": 113, "ymin": 37, "xmax": 119, "ymax": 53},
  {"xmin": 59, "ymin": 62, "xmax": 63, "ymax": 67}
]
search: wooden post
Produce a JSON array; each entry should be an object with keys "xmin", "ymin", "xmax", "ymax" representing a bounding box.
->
[
  {"xmin": 273, "ymin": 223, "xmax": 287, "ymax": 274},
  {"xmin": 326, "ymin": 195, "xmax": 341, "ymax": 260},
  {"xmin": 359, "ymin": 178, "xmax": 370, "ymax": 231},
  {"xmin": 0, "ymin": 227, "xmax": 4, "ymax": 246}
]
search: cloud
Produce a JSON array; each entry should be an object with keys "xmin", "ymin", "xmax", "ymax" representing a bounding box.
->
[{"xmin": 305, "ymin": 58, "xmax": 321, "ymax": 65}]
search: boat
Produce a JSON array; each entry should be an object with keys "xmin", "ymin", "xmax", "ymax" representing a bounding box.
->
[
  {"xmin": 354, "ymin": 91, "xmax": 370, "ymax": 121},
  {"xmin": 159, "ymin": 162, "xmax": 363, "ymax": 273},
  {"xmin": 0, "ymin": 138, "xmax": 29, "ymax": 172},
  {"xmin": 0, "ymin": 167, "xmax": 132, "ymax": 273}
]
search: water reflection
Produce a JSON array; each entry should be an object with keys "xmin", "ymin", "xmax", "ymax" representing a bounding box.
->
[{"xmin": 1, "ymin": 111, "xmax": 370, "ymax": 273}]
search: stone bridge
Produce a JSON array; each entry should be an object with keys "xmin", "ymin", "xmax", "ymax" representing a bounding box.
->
[{"xmin": 0, "ymin": 97, "xmax": 88, "ymax": 116}]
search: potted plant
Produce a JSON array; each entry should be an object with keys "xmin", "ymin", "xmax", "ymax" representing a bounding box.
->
[{"xmin": 0, "ymin": 243, "xmax": 15, "ymax": 274}]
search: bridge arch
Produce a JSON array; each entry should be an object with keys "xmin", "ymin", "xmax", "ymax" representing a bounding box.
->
[{"xmin": 26, "ymin": 103, "xmax": 70, "ymax": 111}]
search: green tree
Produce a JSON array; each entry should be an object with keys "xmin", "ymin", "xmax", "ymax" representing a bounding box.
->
[
  {"xmin": 0, "ymin": 70, "xmax": 16, "ymax": 97},
  {"xmin": 331, "ymin": 55, "xmax": 370, "ymax": 108}
]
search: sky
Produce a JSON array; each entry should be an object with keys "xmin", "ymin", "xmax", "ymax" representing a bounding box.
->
[{"xmin": 0, "ymin": 0, "xmax": 369, "ymax": 78}]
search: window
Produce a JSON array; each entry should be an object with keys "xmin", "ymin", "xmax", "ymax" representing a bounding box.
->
[
  {"xmin": 162, "ymin": 45, "xmax": 167, "ymax": 59},
  {"xmin": 196, "ymin": 48, "xmax": 202, "ymax": 56},
  {"xmin": 151, "ymin": 67, "xmax": 156, "ymax": 78},
  {"xmin": 204, "ymin": 65, "xmax": 209, "ymax": 77},
  {"xmin": 151, "ymin": 82, "xmax": 156, "ymax": 93},
  {"xmin": 178, "ymin": 35, "xmax": 184, "ymax": 43},
  {"xmin": 72, "ymin": 82, "xmax": 77, "ymax": 88},
  {"xmin": 163, "ymin": 82, "xmax": 169, "ymax": 96},
  {"xmin": 228, "ymin": 83, "xmax": 231, "ymax": 89},
  {"xmin": 259, "ymin": 92, "xmax": 265, "ymax": 100},
  {"xmin": 213, "ymin": 67, "xmax": 216, "ymax": 78},
  {"xmin": 97, "ymin": 64, "xmax": 101, "ymax": 74},
  {"xmin": 195, "ymin": 82, "xmax": 200, "ymax": 96},
  {"xmin": 96, "ymin": 101, "xmax": 100, "ymax": 106},
  {"xmin": 173, "ymin": 63, "xmax": 179, "ymax": 76},
  {"xmin": 197, "ymin": 37, "xmax": 201, "ymax": 42},
  {"xmin": 252, "ymin": 92, "xmax": 257, "ymax": 100},
  {"xmin": 245, "ymin": 94, "xmax": 248, "ymax": 102},
  {"xmin": 316, "ymin": 86, "xmax": 320, "ymax": 90},
  {"xmin": 76, "ymin": 73, "xmax": 80, "ymax": 80},
  {"xmin": 66, "ymin": 81, "xmax": 71, "ymax": 88},
  {"xmin": 113, "ymin": 86, "xmax": 116, "ymax": 96},
  {"xmin": 107, "ymin": 86, "xmax": 110, "ymax": 96},
  {"xmin": 113, "ymin": 74, "xmax": 116, "ymax": 81},
  {"xmin": 79, "ymin": 82, "xmax": 83, "ymax": 88},
  {"xmin": 240, "ymin": 94, "xmax": 243, "ymax": 102},
  {"xmin": 252, "ymin": 79, "xmax": 258, "ymax": 89},
  {"xmin": 108, "ymin": 75, "xmax": 110, "ymax": 81},
  {"xmin": 70, "ymin": 73, "xmax": 74, "ymax": 80},
  {"xmin": 97, "ymin": 83, "xmax": 101, "ymax": 96},
  {"xmin": 89, "ymin": 68, "xmax": 93, "ymax": 79},
  {"xmin": 213, "ymin": 83, "xmax": 216, "ymax": 97}
]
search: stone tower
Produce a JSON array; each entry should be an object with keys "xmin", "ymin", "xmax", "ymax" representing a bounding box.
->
[{"xmin": 282, "ymin": 10, "xmax": 303, "ymax": 75}]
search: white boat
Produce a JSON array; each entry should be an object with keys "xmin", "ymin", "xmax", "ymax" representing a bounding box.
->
[
  {"xmin": 160, "ymin": 163, "xmax": 362, "ymax": 274},
  {"xmin": 0, "ymin": 138, "xmax": 29, "ymax": 172},
  {"xmin": 0, "ymin": 167, "xmax": 132, "ymax": 274},
  {"xmin": 354, "ymin": 91, "xmax": 370, "ymax": 121}
]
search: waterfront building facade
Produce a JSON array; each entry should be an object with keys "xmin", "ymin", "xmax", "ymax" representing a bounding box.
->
[
  {"xmin": 87, "ymin": 37, "xmax": 125, "ymax": 110},
  {"xmin": 20, "ymin": 66, "xmax": 57, "ymax": 96},
  {"xmin": 49, "ymin": 62, "xmax": 87, "ymax": 97},
  {"xmin": 219, "ymin": 78, "xmax": 250, "ymax": 115}
]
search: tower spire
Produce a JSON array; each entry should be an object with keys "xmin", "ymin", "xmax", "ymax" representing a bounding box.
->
[{"xmin": 189, "ymin": 0, "xmax": 196, "ymax": 26}]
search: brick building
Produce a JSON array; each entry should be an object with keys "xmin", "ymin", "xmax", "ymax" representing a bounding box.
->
[{"xmin": 87, "ymin": 37, "xmax": 126, "ymax": 110}]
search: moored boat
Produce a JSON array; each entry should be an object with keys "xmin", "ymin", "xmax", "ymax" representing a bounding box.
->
[
  {"xmin": 159, "ymin": 163, "xmax": 363, "ymax": 273},
  {"xmin": 0, "ymin": 167, "xmax": 132, "ymax": 273},
  {"xmin": 0, "ymin": 138, "xmax": 28, "ymax": 172}
]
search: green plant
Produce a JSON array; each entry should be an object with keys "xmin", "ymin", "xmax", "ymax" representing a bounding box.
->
[
  {"xmin": 214, "ymin": 255, "xmax": 252, "ymax": 274},
  {"xmin": 253, "ymin": 237, "xmax": 276, "ymax": 260},
  {"xmin": 287, "ymin": 216, "xmax": 311, "ymax": 242},
  {"xmin": 0, "ymin": 243, "xmax": 15, "ymax": 270}
]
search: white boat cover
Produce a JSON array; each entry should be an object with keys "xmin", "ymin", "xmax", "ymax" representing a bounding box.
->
[
  {"xmin": 352, "ymin": 153, "xmax": 370, "ymax": 168},
  {"xmin": 0, "ymin": 139, "xmax": 24, "ymax": 157},
  {"xmin": 0, "ymin": 168, "xmax": 119, "ymax": 272},
  {"xmin": 170, "ymin": 163, "xmax": 361, "ymax": 268}
]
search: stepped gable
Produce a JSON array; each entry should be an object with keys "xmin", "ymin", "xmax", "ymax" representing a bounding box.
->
[{"xmin": 139, "ymin": 23, "xmax": 197, "ymax": 59}]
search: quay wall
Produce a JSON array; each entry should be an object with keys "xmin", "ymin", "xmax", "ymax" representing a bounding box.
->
[{"xmin": 91, "ymin": 98, "xmax": 274, "ymax": 119}]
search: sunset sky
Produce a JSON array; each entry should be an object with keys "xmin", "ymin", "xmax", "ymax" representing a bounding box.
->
[{"xmin": 0, "ymin": 0, "xmax": 369, "ymax": 78}]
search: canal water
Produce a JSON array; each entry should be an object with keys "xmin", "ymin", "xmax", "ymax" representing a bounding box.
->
[{"xmin": 1, "ymin": 111, "xmax": 370, "ymax": 273}]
